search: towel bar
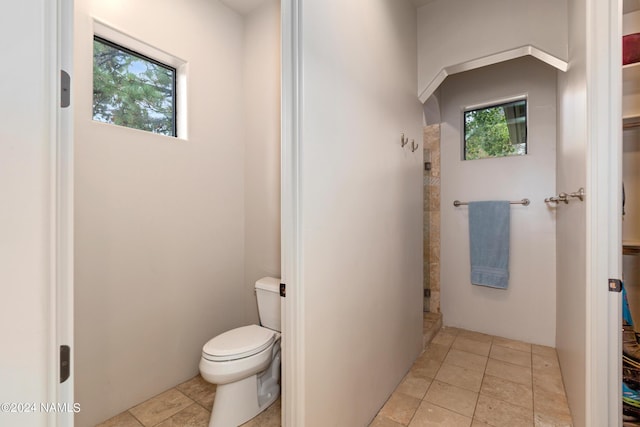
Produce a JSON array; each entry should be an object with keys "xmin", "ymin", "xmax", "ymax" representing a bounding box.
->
[{"xmin": 453, "ymin": 199, "xmax": 530, "ymax": 207}]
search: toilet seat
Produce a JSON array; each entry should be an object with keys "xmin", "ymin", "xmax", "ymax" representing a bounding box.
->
[{"xmin": 202, "ymin": 325, "xmax": 275, "ymax": 362}]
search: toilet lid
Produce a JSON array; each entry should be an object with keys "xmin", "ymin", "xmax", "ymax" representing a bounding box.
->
[{"xmin": 202, "ymin": 325, "xmax": 275, "ymax": 362}]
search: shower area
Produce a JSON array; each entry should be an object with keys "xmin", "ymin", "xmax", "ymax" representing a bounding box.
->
[
  {"xmin": 423, "ymin": 124, "xmax": 441, "ymax": 314},
  {"xmin": 420, "ymin": 55, "xmax": 560, "ymax": 351}
]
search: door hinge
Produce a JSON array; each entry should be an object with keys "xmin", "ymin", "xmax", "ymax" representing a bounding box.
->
[
  {"xmin": 609, "ymin": 278, "xmax": 622, "ymax": 293},
  {"xmin": 280, "ymin": 283, "xmax": 286, "ymax": 298},
  {"xmin": 60, "ymin": 345, "xmax": 70, "ymax": 383},
  {"xmin": 424, "ymin": 288, "xmax": 431, "ymax": 298},
  {"xmin": 60, "ymin": 70, "xmax": 71, "ymax": 108}
]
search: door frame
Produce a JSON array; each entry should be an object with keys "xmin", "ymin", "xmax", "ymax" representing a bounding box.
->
[
  {"xmin": 586, "ymin": 0, "xmax": 622, "ymax": 425},
  {"xmin": 281, "ymin": 0, "xmax": 304, "ymax": 426},
  {"xmin": 53, "ymin": 0, "xmax": 75, "ymax": 425}
]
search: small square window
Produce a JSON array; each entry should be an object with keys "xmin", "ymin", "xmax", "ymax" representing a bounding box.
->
[
  {"xmin": 93, "ymin": 36, "xmax": 177, "ymax": 137},
  {"xmin": 464, "ymin": 99, "xmax": 527, "ymax": 160}
]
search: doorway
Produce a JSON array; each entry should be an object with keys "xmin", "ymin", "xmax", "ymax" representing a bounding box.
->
[{"xmin": 71, "ymin": 1, "xmax": 282, "ymax": 425}]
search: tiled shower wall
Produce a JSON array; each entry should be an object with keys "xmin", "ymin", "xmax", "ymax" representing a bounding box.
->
[{"xmin": 424, "ymin": 124, "xmax": 441, "ymax": 313}]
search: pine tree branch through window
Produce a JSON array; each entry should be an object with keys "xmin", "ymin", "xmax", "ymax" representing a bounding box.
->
[{"xmin": 93, "ymin": 36, "xmax": 177, "ymax": 137}]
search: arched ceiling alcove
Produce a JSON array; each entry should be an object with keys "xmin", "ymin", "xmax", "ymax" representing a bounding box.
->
[{"xmin": 418, "ymin": 46, "xmax": 568, "ymax": 103}]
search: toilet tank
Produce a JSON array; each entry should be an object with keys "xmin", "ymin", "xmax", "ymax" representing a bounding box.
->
[{"xmin": 255, "ymin": 277, "xmax": 281, "ymax": 332}]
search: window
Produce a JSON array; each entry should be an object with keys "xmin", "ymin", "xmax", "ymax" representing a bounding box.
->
[
  {"xmin": 93, "ymin": 36, "xmax": 177, "ymax": 136},
  {"xmin": 464, "ymin": 99, "xmax": 527, "ymax": 160}
]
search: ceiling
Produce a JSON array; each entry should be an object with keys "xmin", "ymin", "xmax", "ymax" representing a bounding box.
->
[
  {"xmin": 222, "ymin": 0, "xmax": 437, "ymax": 14},
  {"xmin": 219, "ymin": 0, "xmax": 266, "ymax": 15},
  {"xmin": 625, "ymin": 0, "xmax": 640, "ymax": 14},
  {"xmin": 410, "ymin": 0, "xmax": 438, "ymax": 8}
]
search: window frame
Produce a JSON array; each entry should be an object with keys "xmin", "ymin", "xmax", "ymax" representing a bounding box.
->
[
  {"xmin": 92, "ymin": 20, "xmax": 188, "ymax": 139},
  {"xmin": 93, "ymin": 35, "xmax": 178, "ymax": 137},
  {"xmin": 462, "ymin": 96, "xmax": 528, "ymax": 161}
]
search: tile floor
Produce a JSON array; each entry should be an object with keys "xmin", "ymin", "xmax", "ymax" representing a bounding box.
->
[
  {"xmin": 96, "ymin": 375, "xmax": 280, "ymax": 427},
  {"xmin": 370, "ymin": 327, "xmax": 573, "ymax": 427},
  {"xmin": 97, "ymin": 315, "xmax": 572, "ymax": 427}
]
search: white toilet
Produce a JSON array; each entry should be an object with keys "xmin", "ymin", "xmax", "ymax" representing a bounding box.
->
[{"xmin": 199, "ymin": 277, "xmax": 282, "ymax": 427}]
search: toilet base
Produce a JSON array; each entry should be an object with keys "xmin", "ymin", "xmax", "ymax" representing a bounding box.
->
[{"xmin": 208, "ymin": 346, "xmax": 280, "ymax": 427}]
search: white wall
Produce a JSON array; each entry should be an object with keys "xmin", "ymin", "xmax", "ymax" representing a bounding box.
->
[
  {"xmin": 555, "ymin": 0, "xmax": 587, "ymax": 424},
  {"xmin": 624, "ymin": 128, "xmax": 640, "ymax": 328},
  {"xmin": 299, "ymin": 1, "xmax": 424, "ymax": 425},
  {"xmin": 0, "ymin": 1, "xmax": 56, "ymax": 426},
  {"xmin": 439, "ymin": 57, "xmax": 558, "ymax": 346},
  {"xmin": 74, "ymin": 1, "xmax": 249, "ymax": 425},
  {"xmin": 623, "ymin": 10, "xmax": 640, "ymax": 335},
  {"xmin": 243, "ymin": 0, "xmax": 281, "ymax": 323},
  {"xmin": 624, "ymin": 128, "xmax": 640, "ymax": 243},
  {"xmin": 417, "ymin": 0, "xmax": 568, "ymax": 100}
]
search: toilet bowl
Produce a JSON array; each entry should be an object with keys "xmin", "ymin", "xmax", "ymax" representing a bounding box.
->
[{"xmin": 199, "ymin": 277, "xmax": 282, "ymax": 427}]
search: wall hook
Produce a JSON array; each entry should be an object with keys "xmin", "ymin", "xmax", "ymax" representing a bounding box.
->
[
  {"xmin": 401, "ymin": 133, "xmax": 409, "ymax": 148},
  {"xmin": 569, "ymin": 187, "xmax": 585, "ymax": 201},
  {"xmin": 545, "ymin": 188, "xmax": 585, "ymax": 205},
  {"xmin": 545, "ymin": 192, "xmax": 570, "ymax": 204},
  {"xmin": 411, "ymin": 139, "xmax": 419, "ymax": 153}
]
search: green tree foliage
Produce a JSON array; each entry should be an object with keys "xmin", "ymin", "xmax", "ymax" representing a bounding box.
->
[
  {"xmin": 464, "ymin": 104, "xmax": 525, "ymax": 160},
  {"xmin": 93, "ymin": 38, "xmax": 175, "ymax": 136}
]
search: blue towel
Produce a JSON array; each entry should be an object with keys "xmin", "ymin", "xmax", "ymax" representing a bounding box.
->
[{"xmin": 468, "ymin": 201, "xmax": 510, "ymax": 289}]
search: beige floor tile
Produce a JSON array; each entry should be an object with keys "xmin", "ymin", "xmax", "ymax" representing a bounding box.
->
[
  {"xmin": 96, "ymin": 411, "xmax": 144, "ymax": 427},
  {"xmin": 452, "ymin": 336, "xmax": 491, "ymax": 357},
  {"xmin": 444, "ymin": 349, "xmax": 488, "ymax": 373},
  {"xmin": 457, "ymin": 329, "xmax": 493, "ymax": 344},
  {"xmin": 471, "ymin": 420, "xmax": 492, "ymax": 427},
  {"xmin": 411, "ymin": 356, "xmax": 442, "ymax": 380},
  {"xmin": 533, "ymin": 369, "xmax": 566, "ymax": 396},
  {"xmin": 441, "ymin": 326, "xmax": 463, "ymax": 336},
  {"xmin": 408, "ymin": 401, "xmax": 472, "ymax": 427},
  {"xmin": 533, "ymin": 386, "xmax": 571, "ymax": 420},
  {"xmin": 424, "ymin": 380, "xmax": 479, "ymax": 417},
  {"xmin": 492, "ymin": 336, "xmax": 532, "ymax": 353},
  {"xmin": 241, "ymin": 398, "xmax": 281, "ymax": 427},
  {"xmin": 434, "ymin": 362, "xmax": 484, "ymax": 392},
  {"xmin": 262, "ymin": 397, "xmax": 282, "ymax": 422},
  {"xmin": 378, "ymin": 391, "xmax": 422, "ymax": 425},
  {"xmin": 396, "ymin": 372, "xmax": 432, "ymax": 400},
  {"xmin": 534, "ymin": 411, "xmax": 573, "ymax": 427},
  {"xmin": 480, "ymin": 375, "xmax": 533, "ymax": 410},
  {"xmin": 369, "ymin": 415, "xmax": 406, "ymax": 427},
  {"xmin": 423, "ymin": 343, "xmax": 450, "ymax": 362},
  {"xmin": 490, "ymin": 345, "xmax": 532, "ymax": 368},
  {"xmin": 176, "ymin": 375, "xmax": 217, "ymax": 410},
  {"xmin": 155, "ymin": 403, "xmax": 210, "ymax": 427},
  {"xmin": 532, "ymin": 353, "xmax": 560, "ymax": 372},
  {"xmin": 474, "ymin": 394, "xmax": 533, "ymax": 427},
  {"xmin": 432, "ymin": 332, "xmax": 456, "ymax": 348},
  {"xmin": 531, "ymin": 344, "xmax": 557, "ymax": 358},
  {"xmin": 485, "ymin": 359, "xmax": 532, "ymax": 387},
  {"xmin": 129, "ymin": 389, "xmax": 194, "ymax": 427}
]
